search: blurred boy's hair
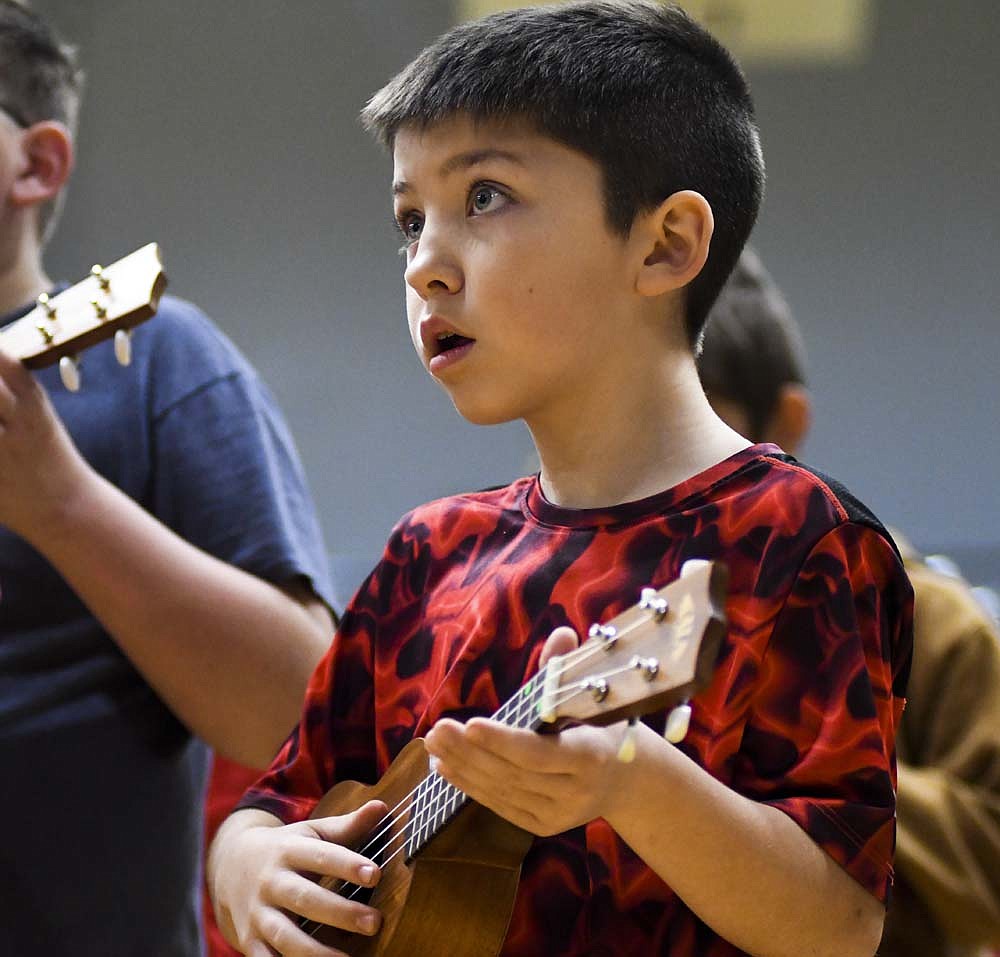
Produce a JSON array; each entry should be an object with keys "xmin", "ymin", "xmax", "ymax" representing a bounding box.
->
[
  {"xmin": 0, "ymin": 0, "xmax": 82, "ymax": 240},
  {"xmin": 698, "ymin": 246, "xmax": 807, "ymax": 440}
]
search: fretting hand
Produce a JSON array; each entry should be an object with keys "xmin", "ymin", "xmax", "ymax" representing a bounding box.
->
[
  {"xmin": 0, "ymin": 348, "xmax": 92, "ymax": 541},
  {"xmin": 424, "ymin": 626, "xmax": 630, "ymax": 837}
]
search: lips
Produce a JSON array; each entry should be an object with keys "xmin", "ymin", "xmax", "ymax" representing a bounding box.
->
[
  {"xmin": 433, "ymin": 331, "xmax": 475, "ymax": 356},
  {"xmin": 419, "ymin": 317, "xmax": 476, "ymax": 376},
  {"xmin": 420, "ymin": 316, "xmax": 475, "ymax": 359}
]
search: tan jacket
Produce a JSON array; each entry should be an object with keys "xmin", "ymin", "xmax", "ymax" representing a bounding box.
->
[{"xmin": 880, "ymin": 542, "xmax": 1000, "ymax": 956}]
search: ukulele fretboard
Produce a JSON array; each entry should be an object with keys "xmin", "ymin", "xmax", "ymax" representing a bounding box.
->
[{"xmin": 404, "ymin": 670, "xmax": 548, "ymax": 860}]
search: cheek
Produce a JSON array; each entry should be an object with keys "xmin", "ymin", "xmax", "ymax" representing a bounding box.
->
[{"xmin": 405, "ymin": 286, "xmax": 423, "ymax": 354}]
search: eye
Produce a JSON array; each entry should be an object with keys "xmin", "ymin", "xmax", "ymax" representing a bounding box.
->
[
  {"xmin": 394, "ymin": 210, "xmax": 423, "ymax": 249},
  {"xmin": 468, "ymin": 183, "xmax": 509, "ymax": 216}
]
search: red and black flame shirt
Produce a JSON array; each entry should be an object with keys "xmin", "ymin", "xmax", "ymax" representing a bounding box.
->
[{"xmin": 240, "ymin": 444, "xmax": 913, "ymax": 956}]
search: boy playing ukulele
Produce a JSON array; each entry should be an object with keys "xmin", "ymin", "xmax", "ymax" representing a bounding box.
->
[{"xmin": 210, "ymin": 4, "xmax": 912, "ymax": 955}]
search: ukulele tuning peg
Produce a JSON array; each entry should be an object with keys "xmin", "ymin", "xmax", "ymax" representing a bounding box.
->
[
  {"xmin": 680, "ymin": 558, "xmax": 710, "ymax": 578},
  {"xmin": 616, "ymin": 717, "xmax": 639, "ymax": 764},
  {"xmin": 91, "ymin": 263, "xmax": 110, "ymax": 291},
  {"xmin": 59, "ymin": 355, "xmax": 81, "ymax": 393},
  {"xmin": 114, "ymin": 329, "xmax": 133, "ymax": 366},
  {"xmin": 664, "ymin": 700, "xmax": 692, "ymax": 744},
  {"xmin": 36, "ymin": 292, "xmax": 56, "ymax": 318}
]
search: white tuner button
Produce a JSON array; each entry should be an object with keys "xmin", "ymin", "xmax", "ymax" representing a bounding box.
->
[
  {"xmin": 665, "ymin": 702, "xmax": 692, "ymax": 744},
  {"xmin": 114, "ymin": 329, "xmax": 133, "ymax": 366},
  {"xmin": 59, "ymin": 356, "xmax": 81, "ymax": 393}
]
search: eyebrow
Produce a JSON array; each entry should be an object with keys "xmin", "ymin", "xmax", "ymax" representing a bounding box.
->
[{"xmin": 392, "ymin": 148, "xmax": 525, "ymax": 196}]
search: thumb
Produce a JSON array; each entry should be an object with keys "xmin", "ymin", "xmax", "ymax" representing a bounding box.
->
[
  {"xmin": 539, "ymin": 625, "xmax": 579, "ymax": 667},
  {"xmin": 308, "ymin": 799, "xmax": 388, "ymax": 848}
]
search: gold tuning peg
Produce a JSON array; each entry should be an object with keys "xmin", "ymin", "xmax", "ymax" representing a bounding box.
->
[
  {"xmin": 36, "ymin": 292, "xmax": 56, "ymax": 318},
  {"xmin": 90, "ymin": 264, "xmax": 110, "ymax": 291}
]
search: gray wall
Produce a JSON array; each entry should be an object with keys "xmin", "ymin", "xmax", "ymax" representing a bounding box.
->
[{"xmin": 34, "ymin": 1, "xmax": 999, "ymax": 588}]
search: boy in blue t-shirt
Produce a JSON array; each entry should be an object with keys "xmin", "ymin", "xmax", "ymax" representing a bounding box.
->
[{"xmin": 0, "ymin": 3, "xmax": 334, "ymax": 953}]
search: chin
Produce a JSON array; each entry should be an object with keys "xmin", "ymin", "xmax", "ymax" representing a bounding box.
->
[{"xmin": 447, "ymin": 392, "xmax": 520, "ymax": 427}]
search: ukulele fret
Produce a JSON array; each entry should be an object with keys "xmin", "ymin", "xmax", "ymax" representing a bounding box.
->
[{"xmin": 405, "ymin": 671, "xmax": 548, "ymax": 860}]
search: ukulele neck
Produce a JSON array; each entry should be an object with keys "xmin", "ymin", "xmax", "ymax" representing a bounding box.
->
[{"xmin": 405, "ymin": 670, "xmax": 548, "ymax": 860}]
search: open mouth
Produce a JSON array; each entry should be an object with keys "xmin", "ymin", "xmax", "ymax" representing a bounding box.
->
[{"xmin": 434, "ymin": 332, "xmax": 475, "ymax": 356}]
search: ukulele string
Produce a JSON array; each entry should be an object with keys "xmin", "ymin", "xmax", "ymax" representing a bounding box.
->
[
  {"xmin": 310, "ymin": 606, "xmax": 670, "ymax": 930},
  {"xmin": 341, "ymin": 655, "xmax": 656, "ymax": 890}
]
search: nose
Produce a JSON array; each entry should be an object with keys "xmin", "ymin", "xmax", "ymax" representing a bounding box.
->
[{"xmin": 403, "ymin": 222, "xmax": 463, "ymax": 300}]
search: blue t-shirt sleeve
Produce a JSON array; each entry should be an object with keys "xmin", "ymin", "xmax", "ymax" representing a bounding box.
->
[{"xmin": 144, "ymin": 299, "xmax": 334, "ymax": 608}]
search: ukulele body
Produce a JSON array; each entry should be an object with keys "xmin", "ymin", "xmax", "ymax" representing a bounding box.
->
[{"xmin": 307, "ymin": 737, "xmax": 533, "ymax": 957}]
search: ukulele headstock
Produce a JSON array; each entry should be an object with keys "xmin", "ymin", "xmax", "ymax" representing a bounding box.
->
[
  {"xmin": 1, "ymin": 243, "xmax": 166, "ymax": 383},
  {"xmin": 538, "ymin": 559, "xmax": 728, "ymax": 729}
]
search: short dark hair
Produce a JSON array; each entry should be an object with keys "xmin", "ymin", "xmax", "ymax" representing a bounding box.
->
[
  {"xmin": 361, "ymin": 0, "xmax": 765, "ymax": 347},
  {"xmin": 697, "ymin": 246, "xmax": 807, "ymax": 440},
  {"xmin": 0, "ymin": 0, "xmax": 82, "ymax": 240}
]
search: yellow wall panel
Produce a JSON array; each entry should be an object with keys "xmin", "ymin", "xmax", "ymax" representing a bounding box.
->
[{"xmin": 454, "ymin": 0, "xmax": 873, "ymax": 65}]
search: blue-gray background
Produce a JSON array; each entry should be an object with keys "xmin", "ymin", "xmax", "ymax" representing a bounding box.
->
[{"xmin": 34, "ymin": 1, "xmax": 999, "ymax": 594}]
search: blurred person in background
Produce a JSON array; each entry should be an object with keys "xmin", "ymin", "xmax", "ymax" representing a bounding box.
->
[
  {"xmin": 0, "ymin": 4, "xmax": 334, "ymax": 954},
  {"xmin": 698, "ymin": 247, "xmax": 1000, "ymax": 957}
]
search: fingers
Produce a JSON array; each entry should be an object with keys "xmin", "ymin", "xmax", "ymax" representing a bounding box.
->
[
  {"xmin": 0, "ymin": 350, "xmax": 19, "ymax": 424},
  {"xmin": 258, "ymin": 866, "xmax": 381, "ymax": 944},
  {"xmin": 427, "ymin": 720, "xmax": 559, "ymax": 812},
  {"xmin": 0, "ymin": 346, "xmax": 33, "ymax": 398},
  {"xmin": 432, "ymin": 717, "xmax": 576, "ymax": 774},
  {"xmin": 231, "ymin": 804, "xmax": 390, "ymax": 957},
  {"xmin": 0, "ymin": 346, "xmax": 49, "ymax": 427},
  {"xmin": 425, "ymin": 717, "xmax": 621, "ymax": 835},
  {"xmin": 308, "ymin": 799, "xmax": 388, "ymax": 852},
  {"xmin": 253, "ymin": 904, "xmax": 357, "ymax": 957},
  {"xmin": 539, "ymin": 625, "xmax": 579, "ymax": 666}
]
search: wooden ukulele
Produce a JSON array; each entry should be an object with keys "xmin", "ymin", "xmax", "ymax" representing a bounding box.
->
[
  {"xmin": 0, "ymin": 242, "xmax": 166, "ymax": 391},
  {"xmin": 302, "ymin": 558, "xmax": 728, "ymax": 957}
]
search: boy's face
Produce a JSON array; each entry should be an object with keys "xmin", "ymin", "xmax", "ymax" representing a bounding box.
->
[
  {"xmin": 0, "ymin": 109, "xmax": 23, "ymax": 235},
  {"xmin": 392, "ymin": 114, "xmax": 642, "ymax": 429}
]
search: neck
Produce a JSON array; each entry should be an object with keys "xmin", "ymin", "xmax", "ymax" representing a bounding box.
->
[
  {"xmin": 529, "ymin": 348, "xmax": 750, "ymax": 509},
  {"xmin": 0, "ymin": 218, "xmax": 50, "ymax": 318}
]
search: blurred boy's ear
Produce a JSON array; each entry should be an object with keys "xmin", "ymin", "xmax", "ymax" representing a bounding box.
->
[
  {"xmin": 10, "ymin": 121, "xmax": 74, "ymax": 210},
  {"xmin": 634, "ymin": 190, "xmax": 714, "ymax": 298},
  {"xmin": 763, "ymin": 383, "xmax": 812, "ymax": 456}
]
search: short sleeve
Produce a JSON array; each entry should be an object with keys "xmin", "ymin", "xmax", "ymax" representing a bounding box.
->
[
  {"xmin": 236, "ymin": 509, "xmax": 436, "ymax": 822},
  {"xmin": 236, "ymin": 561, "xmax": 384, "ymax": 823},
  {"xmin": 144, "ymin": 305, "xmax": 333, "ymax": 607},
  {"xmin": 735, "ymin": 522, "xmax": 913, "ymax": 902}
]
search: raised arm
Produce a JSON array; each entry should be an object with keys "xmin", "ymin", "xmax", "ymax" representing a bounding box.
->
[{"xmin": 0, "ymin": 346, "xmax": 332, "ymax": 766}]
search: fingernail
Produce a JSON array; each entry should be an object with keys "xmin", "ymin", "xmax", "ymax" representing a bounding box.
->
[
  {"xmin": 428, "ymin": 755, "xmax": 440, "ymax": 772},
  {"xmin": 358, "ymin": 911, "xmax": 379, "ymax": 934},
  {"xmin": 359, "ymin": 864, "xmax": 376, "ymax": 884}
]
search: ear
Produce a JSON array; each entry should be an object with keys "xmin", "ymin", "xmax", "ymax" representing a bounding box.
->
[
  {"xmin": 762, "ymin": 383, "xmax": 811, "ymax": 455},
  {"xmin": 634, "ymin": 190, "xmax": 714, "ymax": 298},
  {"xmin": 9, "ymin": 121, "xmax": 74, "ymax": 210}
]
